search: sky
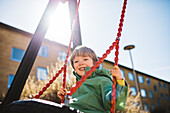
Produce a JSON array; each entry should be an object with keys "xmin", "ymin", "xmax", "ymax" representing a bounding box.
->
[{"xmin": 0, "ymin": 0, "xmax": 170, "ymax": 82}]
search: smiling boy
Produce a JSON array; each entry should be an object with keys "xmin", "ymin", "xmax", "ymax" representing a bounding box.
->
[{"xmin": 58, "ymin": 46, "xmax": 128, "ymax": 113}]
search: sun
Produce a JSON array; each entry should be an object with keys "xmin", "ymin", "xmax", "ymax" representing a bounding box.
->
[{"xmin": 45, "ymin": 2, "xmax": 71, "ymax": 46}]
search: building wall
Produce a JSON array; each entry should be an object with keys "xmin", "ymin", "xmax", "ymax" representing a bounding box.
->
[
  {"xmin": 0, "ymin": 25, "xmax": 30, "ymax": 93},
  {"xmin": 136, "ymin": 71, "xmax": 169, "ymax": 111},
  {"xmin": 0, "ymin": 23, "xmax": 69, "ymax": 94}
]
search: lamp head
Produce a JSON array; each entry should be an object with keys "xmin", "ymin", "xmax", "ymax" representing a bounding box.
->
[{"xmin": 124, "ymin": 45, "xmax": 135, "ymax": 50}]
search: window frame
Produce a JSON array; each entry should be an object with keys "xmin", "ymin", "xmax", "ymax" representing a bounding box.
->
[
  {"xmin": 166, "ymin": 94, "xmax": 170, "ymax": 101},
  {"xmin": 11, "ymin": 47, "xmax": 25, "ymax": 62},
  {"xmin": 138, "ymin": 75, "xmax": 144, "ymax": 83},
  {"xmin": 141, "ymin": 89, "xmax": 147, "ymax": 97},
  {"xmin": 99, "ymin": 63, "xmax": 103, "ymax": 69},
  {"xmin": 154, "ymin": 85, "xmax": 158, "ymax": 92},
  {"xmin": 59, "ymin": 51, "xmax": 67, "ymax": 61},
  {"xmin": 130, "ymin": 87, "xmax": 137, "ymax": 96},
  {"xmin": 161, "ymin": 93, "xmax": 165, "ymax": 100},
  {"xmin": 120, "ymin": 69, "xmax": 125, "ymax": 78},
  {"xmin": 146, "ymin": 78, "xmax": 151, "ymax": 85},
  {"xmin": 158, "ymin": 81, "xmax": 162, "ymax": 88},
  {"xmin": 149, "ymin": 90, "xmax": 153, "ymax": 98},
  {"xmin": 37, "ymin": 67, "xmax": 48, "ymax": 80},
  {"xmin": 164, "ymin": 83, "xmax": 167, "ymax": 90},
  {"xmin": 143, "ymin": 103, "xmax": 149, "ymax": 111},
  {"xmin": 38, "ymin": 45, "xmax": 49, "ymax": 57},
  {"xmin": 128, "ymin": 72, "xmax": 134, "ymax": 81}
]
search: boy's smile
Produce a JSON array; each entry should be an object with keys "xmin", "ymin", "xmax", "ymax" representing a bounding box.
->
[
  {"xmin": 73, "ymin": 56, "xmax": 94, "ymax": 76},
  {"xmin": 79, "ymin": 67, "xmax": 85, "ymax": 71}
]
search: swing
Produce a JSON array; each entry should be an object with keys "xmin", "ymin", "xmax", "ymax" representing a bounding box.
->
[{"xmin": 1, "ymin": 0, "xmax": 128, "ymax": 113}]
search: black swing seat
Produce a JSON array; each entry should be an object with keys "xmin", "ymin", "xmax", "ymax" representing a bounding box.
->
[{"xmin": 1, "ymin": 99, "xmax": 80, "ymax": 113}]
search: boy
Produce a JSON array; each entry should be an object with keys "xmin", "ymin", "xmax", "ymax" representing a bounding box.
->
[{"xmin": 58, "ymin": 46, "xmax": 128, "ymax": 113}]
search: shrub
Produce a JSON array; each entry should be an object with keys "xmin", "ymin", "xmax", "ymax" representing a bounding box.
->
[{"xmin": 20, "ymin": 60, "xmax": 76, "ymax": 103}]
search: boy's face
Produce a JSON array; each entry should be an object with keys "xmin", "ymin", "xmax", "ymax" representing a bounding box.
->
[{"xmin": 73, "ymin": 56, "xmax": 93, "ymax": 76}]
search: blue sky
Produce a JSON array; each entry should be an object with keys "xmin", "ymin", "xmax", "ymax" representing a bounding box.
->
[{"xmin": 0, "ymin": 0, "xmax": 170, "ymax": 82}]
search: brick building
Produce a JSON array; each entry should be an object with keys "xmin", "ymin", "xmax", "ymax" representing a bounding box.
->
[
  {"xmin": 0, "ymin": 22, "xmax": 69, "ymax": 94},
  {"xmin": 0, "ymin": 22, "xmax": 169, "ymax": 112}
]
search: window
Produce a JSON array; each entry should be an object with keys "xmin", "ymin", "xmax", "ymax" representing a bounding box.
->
[
  {"xmin": 151, "ymin": 104, "xmax": 155, "ymax": 111},
  {"xmin": 130, "ymin": 87, "xmax": 137, "ymax": 95},
  {"xmin": 149, "ymin": 91, "xmax": 153, "ymax": 98},
  {"xmin": 141, "ymin": 89, "xmax": 146, "ymax": 97},
  {"xmin": 8, "ymin": 74, "xmax": 14, "ymax": 88},
  {"xmin": 99, "ymin": 63, "xmax": 103, "ymax": 69},
  {"xmin": 38, "ymin": 46, "xmax": 49, "ymax": 57},
  {"xmin": 164, "ymin": 83, "xmax": 167, "ymax": 90},
  {"xmin": 157, "ymin": 98, "xmax": 161, "ymax": 106},
  {"xmin": 143, "ymin": 103, "xmax": 149, "ymax": 111},
  {"xmin": 154, "ymin": 85, "xmax": 158, "ymax": 92},
  {"xmin": 128, "ymin": 72, "xmax": 134, "ymax": 81},
  {"xmin": 37, "ymin": 67, "xmax": 48, "ymax": 80},
  {"xmin": 59, "ymin": 51, "xmax": 67, "ymax": 61},
  {"xmin": 11, "ymin": 47, "xmax": 25, "ymax": 62},
  {"xmin": 146, "ymin": 78, "xmax": 150, "ymax": 85},
  {"xmin": 158, "ymin": 81, "xmax": 162, "ymax": 88},
  {"xmin": 161, "ymin": 93, "xmax": 165, "ymax": 100},
  {"xmin": 138, "ymin": 75, "xmax": 144, "ymax": 83},
  {"xmin": 166, "ymin": 94, "xmax": 170, "ymax": 101},
  {"xmin": 120, "ymin": 69, "xmax": 125, "ymax": 78}
]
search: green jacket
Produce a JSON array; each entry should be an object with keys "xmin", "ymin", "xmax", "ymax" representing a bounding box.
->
[{"xmin": 69, "ymin": 67, "xmax": 128, "ymax": 113}]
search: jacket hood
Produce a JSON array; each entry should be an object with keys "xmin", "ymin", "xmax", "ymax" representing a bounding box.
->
[{"xmin": 73, "ymin": 67, "xmax": 113, "ymax": 82}]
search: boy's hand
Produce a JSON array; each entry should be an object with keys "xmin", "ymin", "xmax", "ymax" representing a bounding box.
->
[
  {"xmin": 57, "ymin": 87, "xmax": 67, "ymax": 99},
  {"xmin": 110, "ymin": 65, "xmax": 123, "ymax": 80}
]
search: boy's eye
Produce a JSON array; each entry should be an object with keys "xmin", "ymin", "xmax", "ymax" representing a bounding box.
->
[
  {"xmin": 74, "ymin": 61, "xmax": 78, "ymax": 63},
  {"xmin": 84, "ymin": 58, "xmax": 88, "ymax": 61}
]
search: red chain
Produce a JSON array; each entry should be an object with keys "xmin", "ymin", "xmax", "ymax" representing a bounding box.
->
[
  {"xmin": 34, "ymin": 0, "xmax": 81, "ymax": 99},
  {"xmin": 61, "ymin": 65, "xmax": 67, "ymax": 103},
  {"xmin": 35, "ymin": 0, "xmax": 127, "ymax": 113},
  {"xmin": 111, "ymin": 0, "xmax": 127, "ymax": 112},
  {"xmin": 68, "ymin": 1, "xmax": 127, "ymax": 113}
]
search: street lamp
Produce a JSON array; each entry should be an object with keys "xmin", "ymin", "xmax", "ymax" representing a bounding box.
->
[{"xmin": 124, "ymin": 45, "xmax": 143, "ymax": 110}]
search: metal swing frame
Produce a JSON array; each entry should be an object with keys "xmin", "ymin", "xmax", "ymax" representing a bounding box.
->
[{"xmin": 2, "ymin": 0, "xmax": 82, "ymax": 107}]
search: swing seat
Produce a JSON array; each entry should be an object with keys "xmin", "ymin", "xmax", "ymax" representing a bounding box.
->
[{"xmin": 1, "ymin": 99, "xmax": 79, "ymax": 113}]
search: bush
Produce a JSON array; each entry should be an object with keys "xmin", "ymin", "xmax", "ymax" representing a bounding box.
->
[
  {"xmin": 20, "ymin": 60, "xmax": 76, "ymax": 103},
  {"xmin": 118, "ymin": 86, "xmax": 149, "ymax": 113}
]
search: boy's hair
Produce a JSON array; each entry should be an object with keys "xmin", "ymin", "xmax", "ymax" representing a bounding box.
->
[{"xmin": 70, "ymin": 46, "xmax": 98, "ymax": 68}]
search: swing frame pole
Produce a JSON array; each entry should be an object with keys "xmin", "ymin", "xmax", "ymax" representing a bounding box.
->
[
  {"xmin": 68, "ymin": 0, "xmax": 82, "ymax": 49},
  {"xmin": 2, "ymin": 0, "xmax": 60, "ymax": 106}
]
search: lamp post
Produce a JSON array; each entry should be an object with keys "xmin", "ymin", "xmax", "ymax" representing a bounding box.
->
[{"xmin": 124, "ymin": 45, "xmax": 143, "ymax": 110}]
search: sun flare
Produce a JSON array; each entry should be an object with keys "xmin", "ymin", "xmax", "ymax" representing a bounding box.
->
[{"xmin": 45, "ymin": 2, "xmax": 71, "ymax": 46}]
